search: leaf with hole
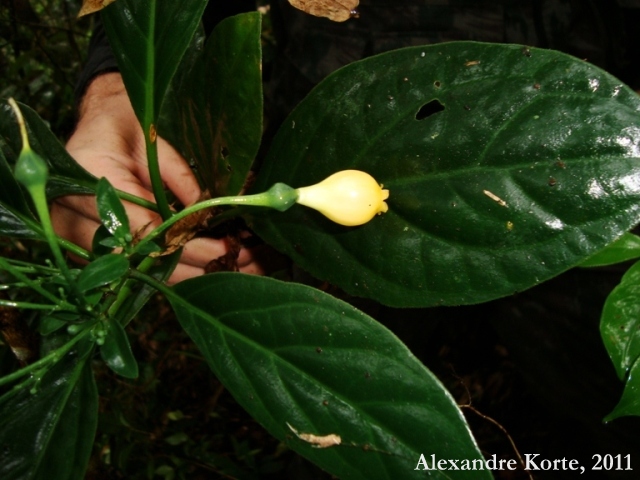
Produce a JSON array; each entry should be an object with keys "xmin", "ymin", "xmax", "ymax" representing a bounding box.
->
[{"xmin": 250, "ymin": 42, "xmax": 640, "ymax": 307}]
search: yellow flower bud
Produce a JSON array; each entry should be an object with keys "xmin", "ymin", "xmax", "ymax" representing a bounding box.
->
[{"xmin": 295, "ymin": 170, "xmax": 389, "ymax": 226}]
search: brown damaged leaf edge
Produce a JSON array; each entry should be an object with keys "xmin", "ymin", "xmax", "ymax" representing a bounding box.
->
[{"xmin": 153, "ymin": 191, "xmax": 214, "ymax": 257}]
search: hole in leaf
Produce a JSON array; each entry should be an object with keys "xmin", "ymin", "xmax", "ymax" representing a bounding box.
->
[
  {"xmin": 415, "ymin": 100, "xmax": 445, "ymax": 121},
  {"xmin": 434, "ymin": 80, "xmax": 442, "ymax": 88}
]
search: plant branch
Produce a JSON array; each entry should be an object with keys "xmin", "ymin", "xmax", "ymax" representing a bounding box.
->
[{"xmin": 0, "ymin": 326, "xmax": 91, "ymax": 389}]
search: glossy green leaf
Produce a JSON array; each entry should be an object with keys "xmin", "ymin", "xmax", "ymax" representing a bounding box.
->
[
  {"xmin": 0, "ymin": 344, "xmax": 98, "ymax": 480},
  {"xmin": 96, "ymin": 177, "xmax": 131, "ymax": 244},
  {"xmin": 250, "ymin": 42, "xmax": 640, "ymax": 307},
  {"xmin": 600, "ymin": 260, "xmax": 640, "ymax": 380},
  {"xmin": 100, "ymin": 319, "xmax": 139, "ymax": 379},
  {"xmin": 92, "ymin": 224, "xmax": 116, "ymax": 256},
  {"xmin": 169, "ymin": 273, "xmax": 489, "ymax": 480},
  {"xmin": 76, "ymin": 253, "xmax": 129, "ymax": 293},
  {"xmin": 580, "ymin": 233, "xmax": 640, "ymax": 267},
  {"xmin": 0, "ymin": 201, "xmax": 44, "ymax": 239},
  {"xmin": 0, "ymin": 100, "xmax": 96, "ymax": 199},
  {"xmin": 605, "ymin": 356, "xmax": 640, "ymax": 421},
  {"xmin": 159, "ymin": 12, "xmax": 263, "ymax": 197},
  {"xmin": 101, "ymin": 0, "xmax": 208, "ymax": 129}
]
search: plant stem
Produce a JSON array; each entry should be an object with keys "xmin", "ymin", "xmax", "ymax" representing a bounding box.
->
[
  {"xmin": 106, "ymin": 255, "xmax": 157, "ymax": 320},
  {"xmin": 9, "ymin": 99, "xmax": 89, "ymax": 309},
  {"xmin": 0, "ymin": 256, "xmax": 77, "ymax": 311},
  {"xmin": 132, "ymin": 183, "xmax": 297, "ymax": 256},
  {"xmin": 57, "ymin": 236, "xmax": 91, "ymax": 262},
  {"xmin": 129, "ymin": 268, "xmax": 173, "ymax": 297},
  {"xmin": 117, "ymin": 189, "xmax": 158, "ymax": 212},
  {"xmin": 141, "ymin": 0, "xmax": 172, "ymax": 221},
  {"xmin": 0, "ymin": 299, "xmax": 61, "ymax": 310},
  {"xmin": 0, "ymin": 327, "xmax": 91, "ymax": 389}
]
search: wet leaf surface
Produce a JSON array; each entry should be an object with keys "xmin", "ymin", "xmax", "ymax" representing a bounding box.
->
[{"xmin": 251, "ymin": 42, "xmax": 640, "ymax": 307}]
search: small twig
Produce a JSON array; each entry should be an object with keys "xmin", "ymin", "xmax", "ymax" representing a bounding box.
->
[
  {"xmin": 460, "ymin": 404, "xmax": 534, "ymax": 480},
  {"xmin": 452, "ymin": 369, "xmax": 533, "ymax": 480}
]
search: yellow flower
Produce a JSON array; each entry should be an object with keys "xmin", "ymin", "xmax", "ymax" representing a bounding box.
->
[{"xmin": 295, "ymin": 170, "xmax": 389, "ymax": 226}]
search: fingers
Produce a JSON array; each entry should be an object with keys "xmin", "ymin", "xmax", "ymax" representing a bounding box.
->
[
  {"xmin": 157, "ymin": 138, "xmax": 202, "ymax": 207},
  {"xmin": 165, "ymin": 237, "xmax": 266, "ymax": 284},
  {"xmin": 51, "ymin": 201, "xmax": 101, "ymax": 252}
]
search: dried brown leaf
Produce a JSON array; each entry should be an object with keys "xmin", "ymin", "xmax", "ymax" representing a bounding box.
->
[
  {"xmin": 78, "ymin": 0, "xmax": 117, "ymax": 18},
  {"xmin": 152, "ymin": 192, "xmax": 213, "ymax": 257},
  {"xmin": 287, "ymin": 0, "xmax": 359, "ymax": 22},
  {"xmin": 205, "ymin": 236, "xmax": 241, "ymax": 273}
]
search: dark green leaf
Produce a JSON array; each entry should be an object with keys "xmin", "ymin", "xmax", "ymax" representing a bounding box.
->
[
  {"xmin": 169, "ymin": 273, "xmax": 489, "ymax": 480},
  {"xmin": 0, "ymin": 344, "xmax": 98, "ymax": 480},
  {"xmin": 39, "ymin": 313, "xmax": 77, "ymax": 336},
  {"xmin": 0, "ymin": 100, "xmax": 96, "ymax": 199},
  {"xmin": 77, "ymin": 253, "xmax": 130, "ymax": 293},
  {"xmin": 0, "ymin": 200, "xmax": 44, "ymax": 239},
  {"xmin": 600, "ymin": 260, "xmax": 640, "ymax": 380},
  {"xmin": 159, "ymin": 12, "xmax": 263, "ymax": 197},
  {"xmin": 92, "ymin": 224, "xmax": 116, "ymax": 256},
  {"xmin": 250, "ymin": 42, "xmax": 640, "ymax": 307},
  {"xmin": 605, "ymin": 356, "xmax": 640, "ymax": 421},
  {"xmin": 101, "ymin": 0, "xmax": 208, "ymax": 128},
  {"xmin": 100, "ymin": 319, "xmax": 139, "ymax": 379},
  {"xmin": 96, "ymin": 177, "xmax": 131, "ymax": 243},
  {"xmin": 580, "ymin": 233, "xmax": 640, "ymax": 267}
]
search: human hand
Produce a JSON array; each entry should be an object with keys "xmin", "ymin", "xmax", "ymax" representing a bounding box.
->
[{"xmin": 52, "ymin": 72, "xmax": 264, "ymax": 283}]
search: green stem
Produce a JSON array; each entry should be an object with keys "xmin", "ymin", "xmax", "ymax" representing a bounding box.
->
[
  {"xmin": 57, "ymin": 235, "xmax": 91, "ymax": 262},
  {"xmin": 0, "ymin": 299, "xmax": 61, "ymax": 310},
  {"xmin": 142, "ymin": 1, "xmax": 171, "ymax": 221},
  {"xmin": 117, "ymin": 189, "xmax": 159, "ymax": 212},
  {"xmin": 145, "ymin": 133, "xmax": 172, "ymax": 220},
  {"xmin": 29, "ymin": 183, "xmax": 88, "ymax": 309},
  {"xmin": 132, "ymin": 183, "xmax": 297, "ymax": 256},
  {"xmin": 9, "ymin": 99, "xmax": 88, "ymax": 309},
  {"xmin": 0, "ymin": 327, "xmax": 91, "ymax": 389},
  {"xmin": 0, "ymin": 256, "xmax": 77, "ymax": 311},
  {"xmin": 106, "ymin": 255, "xmax": 157, "ymax": 320},
  {"xmin": 4, "ymin": 257, "xmax": 59, "ymax": 274},
  {"xmin": 130, "ymin": 268, "xmax": 172, "ymax": 297}
]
